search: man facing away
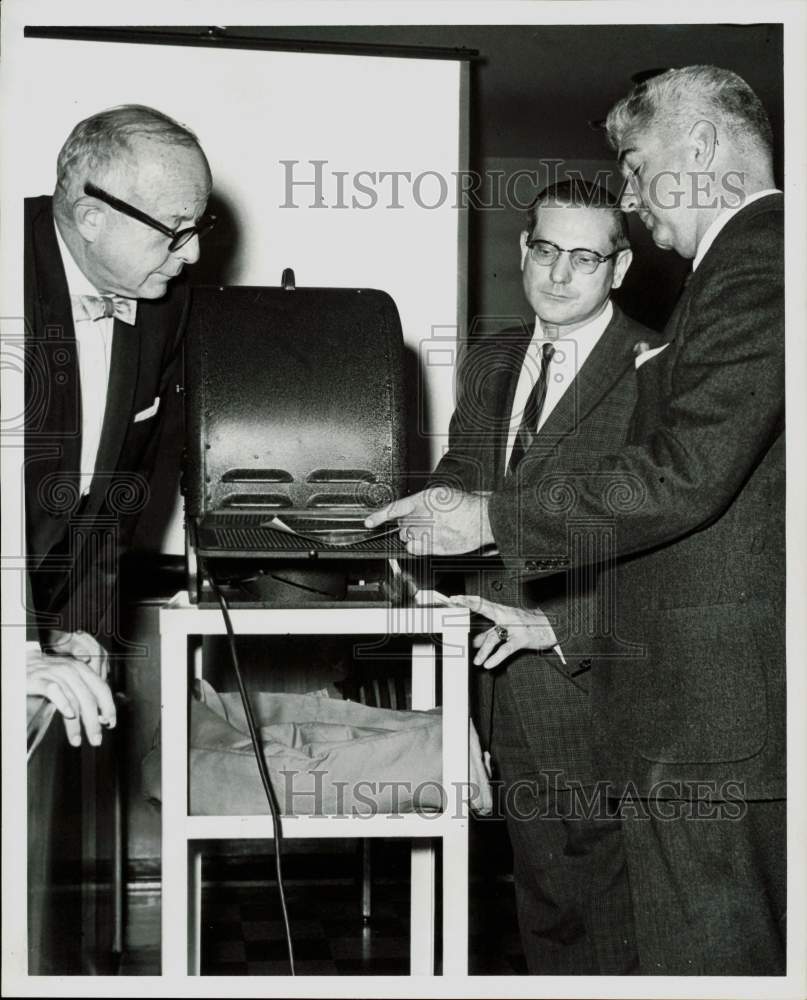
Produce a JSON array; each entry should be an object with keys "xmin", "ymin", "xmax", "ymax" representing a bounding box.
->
[
  {"xmin": 369, "ymin": 65, "xmax": 785, "ymax": 975},
  {"xmin": 430, "ymin": 179, "xmax": 659, "ymax": 973},
  {"xmin": 25, "ymin": 105, "xmax": 215, "ymax": 748}
]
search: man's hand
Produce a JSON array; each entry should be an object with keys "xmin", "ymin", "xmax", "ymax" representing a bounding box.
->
[
  {"xmin": 43, "ymin": 629, "xmax": 109, "ymax": 680},
  {"xmin": 27, "ymin": 645, "xmax": 116, "ymax": 747},
  {"xmin": 364, "ymin": 487, "xmax": 494, "ymax": 555},
  {"xmin": 448, "ymin": 595, "xmax": 559, "ymax": 670}
]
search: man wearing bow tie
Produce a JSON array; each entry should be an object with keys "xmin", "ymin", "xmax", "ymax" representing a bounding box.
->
[{"xmin": 25, "ymin": 104, "xmax": 214, "ymax": 746}]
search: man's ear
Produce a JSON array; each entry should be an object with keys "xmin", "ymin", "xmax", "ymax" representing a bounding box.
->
[
  {"xmin": 72, "ymin": 198, "xmax": 105, "ymax": 244},
  {"xmin": 519, "ymin": 230, "xmax": 530, "ymax": 270},
  {"xmin": 610, "ymin": 247, "xmax": 633, "ymax": 290},
  {"xmin": 689, "ymin": 119, "xmax": 719, "ymax": 171}
]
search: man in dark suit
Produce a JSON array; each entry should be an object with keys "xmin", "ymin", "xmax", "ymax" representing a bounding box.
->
[
  {"xmin": 370, "ymin": 66, "xmax": 784, "ymax": 974},
  {"xmin": 426, "ymin": 180, "xmax": 659, "ymax": 973},
  {"xmin": 25, "ymin": 105, "xmax": 214, "ymax": 747}
]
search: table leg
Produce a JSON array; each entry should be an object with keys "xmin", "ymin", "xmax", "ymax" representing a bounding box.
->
[
  {"xmin": 188, "ymin": 846, "xmax": 202, "ymax": 974},
  {"xmin": 441, "ymin": 625, "xmax": 469, "ymax": 975},
  {"xmin": 187, "ymin": 638, "xmax": 204, "ymax": 972},
  {"xmin": 410, "ymin": 640, "xmax": 437, "ymax": 973},
  {"xmin": 411, "ymin": 638, "xmax": 436, "ymax": 710},
  {"xmin": 442, "ymin": 824, "xmax": 469, "ymax": 975},
  {"xmin": 160, "ymin": 627, "xmax": 190, "ymax": 977},
  {"xmin": 410, "ymin": 840, "xmax": 436, "ymax": 974}
]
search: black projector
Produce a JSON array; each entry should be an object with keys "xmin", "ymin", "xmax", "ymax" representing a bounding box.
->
[{"xmin": 183, "ymin": 275, "xmax": 409, "ymax": 606}]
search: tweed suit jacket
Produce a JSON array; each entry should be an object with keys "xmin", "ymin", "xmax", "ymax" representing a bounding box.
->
[
  {"xmin": 487, "ymin": 195, "xmax": 785, "ymax": 799},
  {"xmin": 25, "ymin": 195, "xmax": 190, "ymax": 639},
  {"xmin": 432, "ymin": 303, "xmax": 660, "ymax": 785}
]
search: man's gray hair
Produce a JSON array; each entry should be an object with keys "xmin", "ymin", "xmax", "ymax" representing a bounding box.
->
[
  {"xmin": 527, "ymin": 179, "xmax": 630, "ymax": 252},
  {"xmin": 54, "ymin": 104, "xmax": 206, "ymax": 208},
  {"xmin": 605, "ymin": 65, "xmax": 773, "ymax": 158}
]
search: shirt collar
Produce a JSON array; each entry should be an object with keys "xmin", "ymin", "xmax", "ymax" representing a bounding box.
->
[
  {"xmin": 692, "ymin": 189, "xmax": 781, "ymax": 271},
  {"xmin": 533, "ymin": 299, "xmax": 614, "ymax": 342},
  {"xmin": 53, "ymin": 219, "xmax": 104, "ymax": 298}
]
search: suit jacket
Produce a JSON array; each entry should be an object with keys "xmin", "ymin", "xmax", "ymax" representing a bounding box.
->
[
  {"xmin": 487, "ymin": 195, "xmax": 785, "ymax": 799},
  {"xmin": 432, "ymin": 303, "xmax": 660, "ymax": 785},
  {"xmin": 25, "ymin": 195, "xmax": 190, "ymax": 639}
]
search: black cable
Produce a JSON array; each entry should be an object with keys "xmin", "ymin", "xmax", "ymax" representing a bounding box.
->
[{"xmin": 199, "ymin": 557, "xmax": 296, "ymax": 975}]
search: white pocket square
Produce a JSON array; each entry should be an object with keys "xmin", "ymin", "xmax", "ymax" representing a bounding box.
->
[
  {"xmin": 133, "ymin": 396, "xmax": 160, "ymax": 422},
  {"xmin": 634, "ymin": 343, "xmax": 670, "ymax": 370}
]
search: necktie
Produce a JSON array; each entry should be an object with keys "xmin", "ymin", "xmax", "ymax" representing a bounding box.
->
[
  {"xmin": 71, "ymin": 293, "xmax": 137, "ymax": 326},
  {"xmin": 507, "ymin": 341, "xmax": 556, "ymax": 474}
]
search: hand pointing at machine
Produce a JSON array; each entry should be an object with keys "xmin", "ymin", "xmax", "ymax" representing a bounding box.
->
[{"xmin": 364, "ymin": 486, "xmax": 494, "ymax": 556}]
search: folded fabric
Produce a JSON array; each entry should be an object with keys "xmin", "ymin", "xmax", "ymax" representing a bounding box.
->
[{"xmin": 143, "ymin": 679, "xmax": 492, "ymax": 817}]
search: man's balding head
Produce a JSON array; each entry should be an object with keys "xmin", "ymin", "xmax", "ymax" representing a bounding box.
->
[
  {"xmin": 606, "ymin": 66, "xmax": 773, "ymax": 168},
  {"xmin": 607, "ymin": 66, "xmax": 775, "ymax": 258},
  {"xmin": 53, "ymin": 105, "xmax": 212, "ymax": 299}
]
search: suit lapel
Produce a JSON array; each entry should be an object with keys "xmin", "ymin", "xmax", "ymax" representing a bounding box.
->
[
  {"xmin": 28, "ymin": 198, "xmax": 143, "ymax": 518},
  {"xmin": 85, "ymin": 318, "xmax": 142, "ymax": 515},
  {"xmin": 29, "ymin": 200, "xmax": 82, "ymax": 459},
  {"xmin": 491, "ymin": 324, "xmax": 534, "ymax": 484},
  {"xmin": 532, "ymin": 305, "xmax": 638, "ymax": 450}
]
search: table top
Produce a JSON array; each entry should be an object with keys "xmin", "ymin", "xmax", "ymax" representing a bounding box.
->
[{"xmin": 160, "ymin": 590, "xmax": 470, "ymax": 636}]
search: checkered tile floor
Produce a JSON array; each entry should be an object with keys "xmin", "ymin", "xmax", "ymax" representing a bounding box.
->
[
  {"xmin": 204, "ymin": 881, "xmax": 411, "ymax": 975},
  {"xmin": 201, "ymin": 877, "xmax": 526, "ymax": 976},
  {"xmin": 122, "ymin": 832, "xmax": 526, "ymax": 976}
]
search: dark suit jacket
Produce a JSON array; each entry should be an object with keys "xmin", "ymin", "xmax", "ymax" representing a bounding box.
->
[
  {"xmin": 487, "ymin": 195, "xmax": 785, "ymax": 799},
  {"xmin": 432, "ymin": 303, "xmax": 660, "ymax": 785},
  {"xmin": 25, "ymin": 195, "xmax": 189, "ymax": 639}
]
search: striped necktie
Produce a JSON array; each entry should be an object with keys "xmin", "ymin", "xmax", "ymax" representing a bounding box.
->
[{"xmin": 507, "ymin": 341, "xmax": 555, "ymax": 474}]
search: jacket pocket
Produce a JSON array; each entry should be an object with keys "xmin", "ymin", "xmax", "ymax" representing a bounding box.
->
[{"xmin": 629, "ymin": 601, "xmax": 772, "ymax": 764}]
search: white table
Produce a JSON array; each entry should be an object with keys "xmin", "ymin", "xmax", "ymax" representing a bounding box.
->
[{"xmin": 159, "ymin": 592, "xmax": 471, "ymax": 978}]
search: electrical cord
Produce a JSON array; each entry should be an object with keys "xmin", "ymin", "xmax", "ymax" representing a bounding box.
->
[{"xmin": 198, "ymin": 554, "xmax": 296, "ymax": 975}]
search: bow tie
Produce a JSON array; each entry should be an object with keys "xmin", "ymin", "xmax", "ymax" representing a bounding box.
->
[{"xmin": 71, "ymin": 293, "xmax": 138, "ymax": 326}]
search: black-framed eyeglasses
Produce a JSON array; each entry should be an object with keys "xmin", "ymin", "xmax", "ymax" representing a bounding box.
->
[
  {"xmin": 526, "ymin": 238, "xmax": 620, "ymax": 275},
  {"xmin": 84, "ymin": 181, "xmax": 217, "ymax": 253}
]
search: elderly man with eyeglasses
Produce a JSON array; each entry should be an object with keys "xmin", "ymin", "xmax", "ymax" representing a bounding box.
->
[{"xmin": 25, "ymin": 104, "xmax": 214, "ymax": 747}]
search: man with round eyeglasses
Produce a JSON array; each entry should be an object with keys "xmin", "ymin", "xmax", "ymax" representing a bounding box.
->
[
  {"xmin": 25, "ymin": 104, "xmax": 214, "ymax": 747},
  {"xmin": 398, "ymin": 180, "xmax": 659, "ymax": 974}
]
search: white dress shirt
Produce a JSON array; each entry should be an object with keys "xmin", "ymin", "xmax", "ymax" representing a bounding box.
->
[
  {"xmin": 54, "ymin": 224, "xmax": 114, "ymax": 496},
  {"xmin": 504, "ymin": 300, "xmax": 614, "ymax": 469},
  {"xmin": 692, "ymin": 188, "xmax": 781, "ymax": 272}
]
